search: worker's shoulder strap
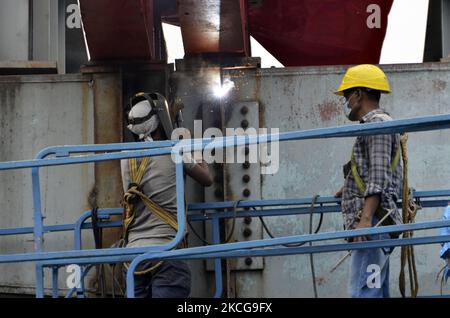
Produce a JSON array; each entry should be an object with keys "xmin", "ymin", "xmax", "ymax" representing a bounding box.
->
[
  {"xmin": 126, "ymin": 157, "xmax": 179, "ymax": 231},
  {"xmin": 350, "ymin": 136, "xmax": 401, "ymax": 194},
  {"xmin": 128, "ymin": 157, "xmax": 151, "ymax": 184}
]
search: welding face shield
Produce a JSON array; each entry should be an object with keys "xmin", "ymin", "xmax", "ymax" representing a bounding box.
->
[{"xmin": 128, "ymin": 92, "xmax": 174, "ymax": 141}]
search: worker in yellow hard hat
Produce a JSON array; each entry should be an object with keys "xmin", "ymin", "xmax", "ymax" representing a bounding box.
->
[{"xmin": 334, "ymin": 64, "xmax": 403, "ymax": 298}]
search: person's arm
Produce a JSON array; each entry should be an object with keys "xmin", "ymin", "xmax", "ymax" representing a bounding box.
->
[
  {"xmin": 354, "ymin": 133, "xmax": 392, "ymax": 242},
  {"xmin": 335, "ymin": 187, "xmax": 343, "ymax": 198},
  {"xmin": 185, "ymin": 160, "xmax": 213, "ymax": 187},
  {"xmin": 354, "ymin": 195, "xmax": 380, "ymax": 242}
]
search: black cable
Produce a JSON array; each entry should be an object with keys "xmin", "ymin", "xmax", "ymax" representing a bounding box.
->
[
  {"xmin": 187, "ymin": 200, "xmax": 241, "ymax": 246},
  {"xmin": 257, "ymin": 195, "xmax": 323, "ymax": 247},
  {"xmin": 309, "ymin": 195, "xmax": 320, "ymax": 298},
  {"xmin": 224, "ymin": 200, "xmax": 241, "ymax": 243},
  {"xmin": 257, "ymin": 195, "xmax": 322, "ymax": 298},
  {"xmin": 91, "ymin": 207, "xmax": 106, "ymax": 297},
  {"xmin": 188, "ymin": 219, "xmax": 213, "ymax": 246}
]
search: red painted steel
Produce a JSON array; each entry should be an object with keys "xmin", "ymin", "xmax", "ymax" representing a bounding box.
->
[
  {"xmin": 80, "ymin": 0, "xmax": 393, "ymax": 66},
  {"xmin": 78, "ymin": 0, "xmax": 155, "ymax": 61},
  {"xmin": 178, "ymin": 0, "xmax": 250, "ymax": 56},
  {"xmin": 248, "ymin": 0, "xmax": 394, "ymax": 66}
]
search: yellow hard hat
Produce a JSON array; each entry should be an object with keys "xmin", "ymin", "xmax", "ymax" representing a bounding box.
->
[{"xmin": 334, "ymin": 64, "xmax": 391, "ymax": 96}]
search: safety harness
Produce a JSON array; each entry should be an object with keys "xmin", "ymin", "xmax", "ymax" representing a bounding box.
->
[
  {"xmin": 350, "ymin": 142, "xmax": 401, "ymax": 195},
  {"xmin": 122, "ymin": 157, "xmax": 187, "ymax": 275}
]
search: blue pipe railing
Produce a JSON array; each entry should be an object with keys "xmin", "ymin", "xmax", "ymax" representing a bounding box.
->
[
  {"xmin": 0, "ymin": 114, "xmax": 449, "ymax": 297},
  {"xmin": 15, "ymin": 192, "xmax": 450, "ymax": 297}
]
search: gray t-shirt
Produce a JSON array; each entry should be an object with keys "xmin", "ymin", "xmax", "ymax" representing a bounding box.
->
[{"xmin": 120, "ymin": 155, "xmax": 195, "ymax": 248}]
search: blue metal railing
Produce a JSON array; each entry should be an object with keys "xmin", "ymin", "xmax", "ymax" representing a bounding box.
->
[
  {"xmin": 63, "ymin": 195, "xmax": 450, "ymax": 298},
  {"xmin": 0, "ymin": 114, "xmax": 450, "ymax": 297}
]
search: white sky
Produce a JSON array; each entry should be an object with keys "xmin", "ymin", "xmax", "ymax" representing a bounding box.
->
[
  {"xmin": 163, "ymin": 0, "xmax": 430, "ymax": 68},
  {"xmin": 380, "ymin": 0, "xmax": 429, "ymax": 64}
]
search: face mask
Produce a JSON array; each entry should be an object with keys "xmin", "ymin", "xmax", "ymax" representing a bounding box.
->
[
  {"xmin": 343, "ymin": 100, "xmax": 352, "ymax": 119},
  {"xmin": 342, "ymin": 92, "xmax": 357, "ymax": 121},
  {"xmin": 127, "ymin": 115, "xmax": 160, "ymax": 141}
]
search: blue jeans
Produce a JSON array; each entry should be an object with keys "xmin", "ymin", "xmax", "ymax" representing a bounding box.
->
[
  {"xmin": 349, "ymin": 217, "xmax": 392, "ymax": 298},
  {"xmin": 126, "ymin": 260, "xmax": 191, "ymax": 298}
]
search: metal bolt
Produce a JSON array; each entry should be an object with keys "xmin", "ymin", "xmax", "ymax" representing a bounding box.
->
[
  {"xmin": 243, "ymin": 189, "xmax": 251, "ymax": 197},
  {"xmin": 245, "ymin": 258, "xmax": 253, "ymax": 266},
  {"xmin": 243, "ymin": 228, "xmax": 252, "ymax": 237},
  {"xmin": 242, "ymin": 175, "xmax": 250, "ymax": 183},
  {"xmin": 240, "ymin": 106, "xmax": 249, "ymax": 115},
  {"xmin": 243, "ymin": 161, "xmax": 250, "ymax": 169},
  {"xmin": 244, "ymin": 217, "xmax": 252, "ymax": 225},
  {"xmin": 241, "ymin": 119, "xmax": 249, "ymax": 129}
]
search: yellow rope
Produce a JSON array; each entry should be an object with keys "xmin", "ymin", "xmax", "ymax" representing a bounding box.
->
[
  {"xmin": 122, "ymin": 157, "xmax": 187, "ymax": 276},
  {"xmin": 398, "ymin": 134, "xmax": 421, "ymax": 298}
]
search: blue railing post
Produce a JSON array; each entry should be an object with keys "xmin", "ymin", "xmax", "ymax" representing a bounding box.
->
[
  {"xmin": 212, "ymin": 216, "xmax": 223, "ymax": 298},
  {"xmin": 35, "ymin": 263, "xmax": 44, "ymax": 298},
  {"xmin": 52, "ymin": 266, "xmax": 59, "ymax": 298},
  {"xmin": 32, "ymin": 165, "xmax": 45, "ymax": 298}
]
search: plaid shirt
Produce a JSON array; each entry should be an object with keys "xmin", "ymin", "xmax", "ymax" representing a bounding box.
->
[{"xmin": 341, "ymin": 109, "xmax": 403, "ymax": 230}]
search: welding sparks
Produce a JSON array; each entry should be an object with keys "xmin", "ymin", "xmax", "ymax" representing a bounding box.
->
[{"xmin": 213, "ymin": 78, "xmax": 235, "ymax": 98}]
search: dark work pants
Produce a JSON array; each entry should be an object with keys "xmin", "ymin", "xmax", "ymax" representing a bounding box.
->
[{"xmin": 126, "ymin": 260, "xmax": 191, "ymax": 298}]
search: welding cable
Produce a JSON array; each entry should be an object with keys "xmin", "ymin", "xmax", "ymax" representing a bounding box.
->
[
  {"xmin": 256, "ymin": 195, "xmax": 323, "ymax": 248},
  {"xmin": 257, "ymin": 195, "xmax": 321, "ymax": 297},
  {"xmin": 187, "ymin": 200, "xmax": 242, "ymax": 246},
  {"xmin": 188, "ymin": 219, "xmax": 213, "ymax": 246},
  {"xmin": 109, "ymin": 264, "xmax": 124, "ymax": 298},
  {"xmin": 436, "ymin": 264, "xmax": 447, "ymax": 296},
  {"xmin": 309, "ymin": 195, "xmax": 320, "ymax": 298},
  {"xmin": 224, "ymin": 200, "xmax": 241, "ymax": 243},
  {"xmin": 90, "ymin": 206, "xmax": 107, "ymax": 297}
]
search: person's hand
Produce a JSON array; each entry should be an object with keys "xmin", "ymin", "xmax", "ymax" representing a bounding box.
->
[
  {"xmin": 353, "ymin": 216, "xmax": 373, "ymax": 242},
  {"xmin": 335, "ymin": 187, "xmax": 344, "ymax": 198}
]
